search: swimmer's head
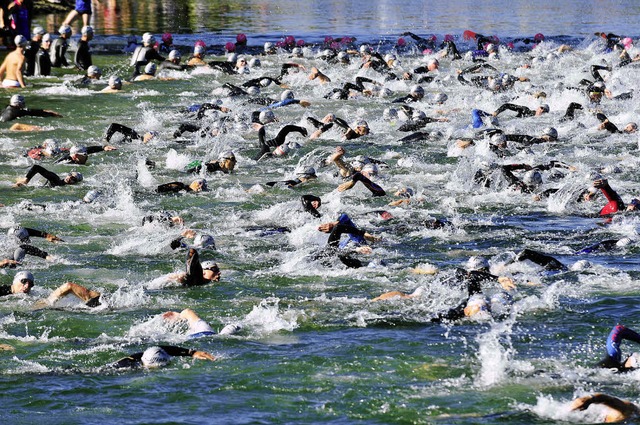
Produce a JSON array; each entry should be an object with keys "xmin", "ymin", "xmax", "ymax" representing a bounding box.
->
[
  {"xmin": 87, "ymin": 65, "xmax": 101, "ymax": 78},
  {"xmin": 8, "ymin": 226, "xmax": 29, "ymax": 242},
  {"xmin": 464, "ymin": 294, "xmax": 490, "ymax": 318},
  {"xmin": 193, "ymin": 44, "xmax": 206, "ymax": 56},
  {"xmin": 281, "ymin": 90, "xmax": 295, "ymax": 101},
  {"xmin": 83, "ymin": 189, "xmax": 101, "ymax": 203},
  {"xmin": 430, "ymin": 92, "xmax": 448, "ymax": 104},
  {"xmin": 201, "ymin": 260, "xmax": 221, "ymax": 281},
  {"xmin": 10, "ymin": 94, "xmax": 25, "ymax": 108},
  {"xmin": 81, "ymin": 26, "xmax": 94, "ymax": 37},
  {"xmin": 194, "ymin": 234, "xmax": 216, "ymax": 250},
  {"xmin": 355, "ymin": 119, "xmax": 369, "ymax": 135},
  {"xmin": 624, "ymin": 122, "xmax": 638, "ymax": 133},
  {"xmin": 142, "ymin": 32, "xmax": 155, "ymax": 46},
  {"xmin": 523, "ymin": 169, "xmax": 543, "ymax": 187},
  {"xmin": 236, "ymin": 33, "xmax": 247, "ymax": 44},
  {"xmin": 42, "ymin": 138, "xmax": 60, "ymax": 155},
  {"xmin": 542, "ymin": 127, "xmax": 558, "ymax": 140},
  {"xmin": 248, "ymin": 58, "xmax": 261, "ymax": 68},
  {"xmin": 224, "ymin": 41, "xmax": 235, "ymax": 52},
  {"xmin": 489, "ymin": 292, "xmax": 512, "ymax": 316},
  {"xmin": 410, "ymin": 85, "xmax": 425, "ymax": 99},
  {"xmin": 263, "ymin": 41, "xmax": 275, "ymax": 53},
  {"xmin": 58, "ymin": 25, "xmax": 72, "ymax": 37},
  {"xmin": 537, "ymin": 104, "xmax": 550, "ymax": 115},
  {"xmin": 141, "ymin": 346, "xmax": 171, "ymax": 368},
  {"xmin": 534, "ymin": 33, "xmax": 545, "ymax": 43},
  {"xmin": 616, "ymin": 237, "xmax": 633, "ymax": 248},
  {"xmin": 108, "ymin": 75, "xmax": 122, "ymax": 90},
  {"xmin": 168, "ymin": 50, "xmax": 181, "ymax": 61},
  {"xmin": 466, "ymin": 255, "xmax": 489, "ymax": 271},
  {"xmin": 14, "ymin": 35, "xmax": 27, "ymax": 48},
  {"xmin": 296, "ymin": 166, "xmax": 316, "ymax": 179},
  {"xmin": 42, "ymin": 33, "xmax": 52, "ymax": 44},
  {"xmin": 12, "ymin": 270, "xmax": 34, "ymax": 293},
  {"xmin": 144, "ymin": 62, "xmax": 157, "ymax": 75},
  {"xmin": 66, "ymin": 171, "xmax": 83, "ymax": 184},
  {"xmin": 570, "ymin": 259, "xmax": 592, "ymax": 271},
  {"xmin": 273, "ymin": 143, "xmax": 290, "ymax": 157},
  {"xmin": 490, "ymin": 133, "xmax": 507, "ymax": 146},
  {"xmin": 189, "ymin": 179, "xmax": 207, "ymax": 192},
  {"xmin": 292, "ymin": 47, "xmax": 303, "ymax": 57},
  {"xmin": 359, "ymin": 44, "xmax": 370, "ymax": 55},
  {"xmin": 161, "ymin": 33, "xmax": 173, "ymax": 44},
  {"xmin": 70, "ymin": 145, "xmax": 88, "ymax": 159},
  {"xmin": 32, "ymin": 26, "xmax": 45, "ymax": 37},
  {"xmin": 259, "ymin": 110, "xmax": 277, "ymax": 124},
  {"xmin": 383, "ymin": 107, "xmax": 398, "ymax": 121},
  {"xmin": 412, "ymin": 110, "xmax": 426, "ymax": 121}
]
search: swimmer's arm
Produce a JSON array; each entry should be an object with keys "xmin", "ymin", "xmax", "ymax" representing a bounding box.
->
[
  {"xmin": 25, "ymin": 227, "xmax": 63, "ymax": 242},
  {"xmin": 571, "ymin": 394, "xmax": 636, "ymax": 414},
  {"xmin": 0, "ymin": 259, "xmax": 18, "ymax": 268},
  {"xmin": 159, "ymin": 345, "xmax": 215, "ymax": 360}
]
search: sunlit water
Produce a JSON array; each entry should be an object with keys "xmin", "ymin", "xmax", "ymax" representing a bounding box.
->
[{"xmin": 2, "ymin": 1, "xmax": 640, "ymax": 424}]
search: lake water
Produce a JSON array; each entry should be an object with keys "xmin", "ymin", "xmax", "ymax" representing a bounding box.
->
[{"xmin": 3, "ymin": 1, "xmax": 640, "ymax": 424}]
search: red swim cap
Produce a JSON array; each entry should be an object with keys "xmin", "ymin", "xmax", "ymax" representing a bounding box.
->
[
  {"xmin": 236, "ymin": 33, "xmax": 247, "ymax": 43},
  {"xmin": 162, "ymin": 33, "xmax": 172, "ymax": 44},
  {"xmin": 534, "ymin": 33, "xmax": 545, "ymax": 42},
  {"xmin": 225, "ymin": 41, "xmax": 235, "ymax": 52}
]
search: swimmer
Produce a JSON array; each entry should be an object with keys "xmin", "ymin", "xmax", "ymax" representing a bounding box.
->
[
  {"xmin": 162, "ymin": 308, "xmax": 239, "ymax": 338},
  {"xmin": 159, "ymin": 33, "xmax": 174, "ymax": 53},
  {"xmin": 74, "ymin": 26, "xmax": 93, "ymax": 70},
  {"xmin": 158, "ymin": 50, "xmax": 191, "ymax": 72},
  {"xmin": 317, "ymin": 213, "xmax": 380, "ymax": 268},
  {"xmin": 100, "ymin": 75, "xmax": 123, "ymax": 93},
  {"xmin": 25, "ymin": 138, "xmax": 65, "ymax": 160},
  {"xmin": 333, "ymin": 118, "xmax": 370, "ymax": 140},
  {"xmin": 0, "ymin": 35, "xmax": 27, "ymax": 88},
  {"xmin": 24, "ymin": 26, "xmax": 45, "ymax": 76},
  {"xmin": 102, "ymin": 122, "xmax": 156, "ymax": 143},
  {"xmin": 55, "ymin": 144, "xmax": 117, "ymax": 165},
  {"xmin": 134, "ymin": 62, "xmax": 157, "ymax": 81},
  {"xmin": 337, "ymin": 168, "xmax": 386, "ymax": 197},
  {"xmin": 32, "ymin": 33, "xmax": 52, "ymax": 77},
  {"xmin": 141, "ymin": 210, "xmax": 183, "ymax": 227},
  {"xmin": 36, "ymin": 281, "xmax": 102, "ymax": 308},
  {"xmin": 156, "ymin": 178, "xmax": 208, "ymax": 193},
  {"xmin": 265, "ymin": 166, "xmax": 317, "ymax": 188},
  {"xmin": 301, "ymin": 194, "xmax": 322, "ymax": 217},
  {"xmin": 585, "ymin": 177, "xmax": 625, "ymax": 216},
  {"xmin": 0, "ymin": 94, "xmax": 62, "ymax": 122},
  {"xmin": 185, "ymin": 151, "xmax": 237, "ymax": 174},
  {"xmin": 166, "ymin": 248, "xmax": 221, "ymax": 286},
  {"xmin": 267, "ymin": 89, "xmax": 311, "ymax": 109},
  {"xmin": 0, "ymin": 271, "xmax": 34, "ymax": 295},
  {"xmin": 50, "ymin": 25, "xmax": 72, "ymax": 68},
  {"xmin": 130, "ymin": 32, "xmax": 165, "ymax": 77},
  {"xmin": 597, "ymin": 324, "xmax": 640, "ymax": 371},
  {"xmin": 14, "ymin": 166, "xmax": 82, "ymax": 187},
  {"xmin": 571, "ymin": 393, "xmax": 640, "ymax": 423},
  {"xmin": 253, "ymin": 123, "xmax": 307, "ymax": 161},
  {"xmin": 595, "ymin": 112, "xmax": 637, "ymax": 134},
  {"xmin": 74, "ymin": 65, "xmax": 102, "ymax": 86},
  {"xmin": 186, "ymin": 44, "xmax": 207, "ymax": 66},
  {"xmin": 492, "ymin": 102, "xmax": 549, "ymax": 117},
  {"xmin": 110, "ymin": 345, "xmax": 215, "ymax": 369}
]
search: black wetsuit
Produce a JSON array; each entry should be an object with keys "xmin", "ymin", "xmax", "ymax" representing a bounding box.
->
[
  {"xmin": 515, "ymin": 249, "xmax": 567, "ymax": 271},
  {"xmin": 301, "ymin": 195, "xmax": 322, "ymax": 217},
  {"xmin": 0, "ymin": 285, "xmax": 11, "ymax": 296},
  {"xmin": 156, "ymin": 182, "xmax": 195, "ymax": 193},
  {"xmin": 431, "ymin": 268, "xmax": 499, "ymax": 322},
  {"xmin": 494, "ymin": 103, "xmax": 536, "ymax": 117},
  {"xmin": 111, "ymin": 345, "xmax": 198, "ymax": 368},
  {"xmin": 34, "ymin": 47, "xmax": 52, "ymax": 77},
  {"xmin": 49, "ymin": 37, "xmax": 69, "ymax": 67},
  {"xmin": 0, "ymin": 105, "xmax": 58, "ymax": 122},
  {"xmin": 74, "ymin": 39, "xmax": 91, "ymax": 70},
  {"xmin": 185, "ymin": 160, "xmax": 226, "ymax": 174},
  {"xmin": 344, "ymin": 172, "xmax": 386, "ymax": 197},
  {"xmin": 103, "ymin": 123, "xmax": 142, "ymax": 143},
  {"xmin": 24, "ymin": 39, "xmax": 40, "ymax": 76},
  {"xmin": 130, "ymin": 46, "xmax": 164, "ymax": 77},
  {"xmin": 183, "ymin": 249, "xmax": 211, "ymax": 287},
  {"xmin": 23, "ymin": 165, "xmax": 69, "ymax": 187},
  {"xmin": 158, "ymin": 60, "xmax": 190, "ymax": 72},
  {"xmin": 254, "ymin": 124, "xmax": 307, "ymax": 160}
]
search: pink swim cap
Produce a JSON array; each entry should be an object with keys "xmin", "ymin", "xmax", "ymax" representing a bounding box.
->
[
  {"xmin": 296, "ymin": 39, "xmax": 305, "ymax": 46},
  {"xmin": 284, "ymin": 35, "xmax": 295, "ymax": 46},
  {"xmin": 324, "ymin": 36, "xmax": 333, "ymax": 44},
  {"xmin": 534, "ymin": 33, "xmax": 545, "ymax": 42},
  {"xmin": 236, "ymin": 33, "xmax": 247, "ymax": 44},
  {"xmin": 507, "ymin": 42, "xmax": 514, "ymax": 49},
  {"xmin": 161, "ymin": 33, "xmax": 172, "ymax": 44},
  {"xmin": 225, "ymin": 41, "xmax": 235, "ymax": 52},
  {"xmin": 622, "ymin": 37, "xmax": 633, "ymax": 48},
  {"xmin": 195, "ymin": 40, "xmax": 206, "ymax": 48},
  {"xmin": 330, "ymin": 41, "xmax": 340, "ymax": 50},
  {"xmin": 429, "ymin": 35, "xmax": 437, "ymax": 42},
  {"xmin": 444, "ymin": 34, "xmax": 454, "ymax": 42},
  {"xmin": 397, "ymin": 37, "xmax": 406, "ymax": 46},
  {"xmin": 422, "ymin": 48, "xmax": 433, "ymax": 55},
  {"xmin": 341, "ymin": 36, "xmax": 353, "ymax": 44},
  {"xmin": 275, "ymin": 41, "xmax": 285, "ymax": 48}
]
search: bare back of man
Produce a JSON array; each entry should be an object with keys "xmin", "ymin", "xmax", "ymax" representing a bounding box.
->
[{"xmin": 0, "ymin": 48, "xmax": 26, "ymax": 88}]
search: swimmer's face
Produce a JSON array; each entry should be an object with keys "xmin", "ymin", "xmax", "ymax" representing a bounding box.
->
[
  {"xmin": 64, "ymin": 175, "xmax": 78, "ymax": 184},
  {"xmin": 356, "ymin": 125, "xmax": 369, "ymax": 135},
  {"xmin": 624, "ymin": 123, "xmax": 638, "ymax": 133},
  {"xmin": 12, "ymin": 278, "xmax": 34, "ymax": 294},
  {"xmin": 203, "ymin": 269, "xmax": 220, "ymax": 282},
  {"xmin": 220, "ymin": 158, "xmax": 236, "ymax": 172},
  {"xmin": 311, "ymin": 200, "xmax": 320, "ymax": 209}
]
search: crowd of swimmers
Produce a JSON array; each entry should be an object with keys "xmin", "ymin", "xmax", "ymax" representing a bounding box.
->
[{"xmin": 1, "ymin": 23, "xmax": 640, "ymax": 421}]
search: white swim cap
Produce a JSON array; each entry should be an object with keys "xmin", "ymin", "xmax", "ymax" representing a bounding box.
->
[
  {"xmin": 201, "ymin": 260, "xmax": 219, "ymax": 271},
  {"xmin": 523, "ymin": 170, "xmax": 542, "ymax": 186},
  {"xmin": 542, "ymin": 127, "xmax": 558, "ymax": 140},
  {"xmin": 142, "ymin": 32, "xmax": 155, "ymax": 45},
  {"xmin": 59, "ymin": 25, "xmax": 72, "ymax": 36},
  {"xmin": 281, "ymin": 90, "xmax": 294, "ymax": 101},
  {"xmin": 83, "ymin": 190, "xmax": 101, "ymax": 203},
  {"xmin": 10, "ymin": 94, "xmax": 25, "ymax": 107},
  {"xmin": 81, "ymin": 26, "xmax": 94, "ymax": 36},
  {"xmin": 144, "ymin": 62, "xmax": 157, "ymax": 75},
  {"xmin": 108, "ymin": 75, "xmax": 122, "ymax": 89},
  {"xmin": 168, "ymin": 49, "xmax": 181, "ymax": 60},
  {"xmin": 32, "ymin": 26, "xmax": 45, "ymax": 36},
  {"xmin": 194, "ymin": 44, "xmax": 205, "ymax": 55},
  {"xmin": 410, "ymin": 85, "xmax": 425, "ymax": 98},
  {"xmin": 466, "ymin": 255, "xmax": 489, "ymax": 271},
  {"xmin": 8, "ymin": 226, "xmax": 29, "ymax": 241},
  {"xmin": 194, "ymin": 234, "xmax": 216, "ymax": 249},
  {"xmin": 296, "ymin": 166, "xmax": 316, "ymax": 177},
  {"xmin": 87, "ymin": 65, "xmax": 101, "ymax": 78},
  {"xmin": 13, "ymin": 270, "xmax": 34, "ymax": 285},
  {"xmin": 70, "ymin": 145, "xmax": 88, "ymax": 157},
  {"xmin": 14, "ymin": 35, "xmax": 27, "ymax": 48},
  {"xmin": 141, "ymin": 346, "xmax": 171, "ymax": 367},
  {"xmin": 259, "ymin": 110, "xmax": 276, "ymax": 124}
]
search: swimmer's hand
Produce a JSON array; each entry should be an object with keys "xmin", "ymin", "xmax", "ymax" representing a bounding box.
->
[
  {"xmin": 299, "ymin": 100, "xmax": 311, "ymax": 107},
  {"xmin": 570, "ymin": 396, "xmax": 592, "ymax": 411},
  {"xmin": 162, "ymin": 311, "xmax": 181, "ymax": 321},
  {"xmin": 318, "ymin": 222, "xmax": 337, "ymax": 233},
  {"xmin": 593, "ymin": 178, "xmax": 607, "ymax": 188},
  {"xmin": 45, "ymin": 233, "xmax": 63, "ymax": 243},
  {"xmin": 181, "ymin": 229, "xmax": 197, "ymax": 238},
  {"xmin": 0, "ymin": 259, "xmax": 18, "ymax": 268},
  {"xmin": 192, "ymin": 350, "xmax": 215, "ymax": 361},
  {"xmin": 456, "ymin": 140, "xmax": 473, "ymax": 149},
  {"xmin": 103, "ymin": 145, "xmax": 117, "ymax": 151},
  {"xmin": 44, "ymin": 110, "xmax": 63, "ymax": 117},
  {"xmin": 337, "ymin": 180, "xmax": 356, "ymax": 192},
  {"xmin": 354, "ymin": 246, "xmax": 372, "ymax": 254},
  {"xmin": 363, "ymin": 233, "xmax": 381, "ymax": 243},
  {"xmin": 0, "ymin": 343, "xmax": 14, "ymax": 351},
  {"xmin": 498, "ymin": 276, "xmax": 516, "ymax": 291},
  {"xmin": 14, "ymin": 177, "xmax": 29, "ymax": 187}
]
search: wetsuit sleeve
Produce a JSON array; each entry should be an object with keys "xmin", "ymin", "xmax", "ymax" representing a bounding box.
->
[
  {"xmin": 620, "ymin": 327, "xmax": 640, "ymax": 345},
  {"xmin": 207, "ymin": 61, "xmax": 235, "ymax": 74},
  {"xmin": 0, "ymin": 285, "xmax": 12, "ymax": 296},
  {"xmin": 74, "ymin": 40, "xmax": 91, "ymax": 70},
  {"xmin": 351, "ymin": 172, "xmax": 386, "ymax": 196},
  {"xmin": 333, "ymin": 117, "xmax": 350, "ymax": 130},
  {"xmin": 23, "ymin": 109, "xmax": 59, "ymax": 118},
  {"xmin": 104, "ymin": 123, "xmax": 141, "ymax": 143},
  {"xmin": 111, "ymin": 353, "xmax": 143, "ymax": 368},
  {"xmin": 505, "ymin": 134, "xmax": 538, "ymax": 146},
  {"xmin": 516, "ymin": 249, "xmax": 566, "ymax": 271},
  {"xmin": 184, "ymin": 249, "xmax": 206, "ymax": 286},
  {"xmin": 147, "ymin": 49, "xmax": 165, "ymax": 62},
  {"xmin": 494, "ymin": 103, "xmax": 533, "ymax": 117},
  {"xmin": 25, "ymin": 165, "xmax": 65, "ymax": 186},
  {"xmin": 327, "ymin": 223, "xmax": 366, "ymax": 248},
  {"xmin": 86, "ymin": 146, "xmax": 106, "ymax": 154},
  {"xmin": 431, "ymin": 300, "xmax": 467, "ymax": 322},
  {"xmin": 599, "ymin": 182, "xmax": 624, "ymax": 215},
  {"xmin": 272, "ymin": 125, "xmax": 306, "ymax": 146},
  {"xmin": 157, "ymin": 182, "xmax": 189, "ymax": 193},
  {"xmin": 19, "ymin": 244, "xmax": 49, "ymax": 259},
  {"xmin": 159, "ymin": 345, "xmax": 194, "ymax": 357},
  {"xmin": 590, "ymin": 64, "xmax": 610, "ymax": 82},
  {"xmin": 24, "ymin": 228, "xmax": 47, "ymax": 238},
  {"xmin": 196, "ymin": 103, "xmax": 226, "ymax": 119},
  {"xmin": 562, "ymin": 102, "xmax": 583, "ymax": 120}
]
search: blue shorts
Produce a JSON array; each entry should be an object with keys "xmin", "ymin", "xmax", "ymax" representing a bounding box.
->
[{"xmin": 75, "ymin": 0, "xmax": 92, "ymax": 14}]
